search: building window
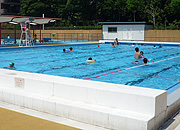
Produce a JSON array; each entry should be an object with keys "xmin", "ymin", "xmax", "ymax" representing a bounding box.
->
[{"xmin": 108, "ymin": 27, "xmax": 117, "ymax": 33}]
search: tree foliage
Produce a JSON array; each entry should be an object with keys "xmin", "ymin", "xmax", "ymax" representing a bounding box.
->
[{"xmin": 19, "ymin": 0, "xmax": 180, "ymax": 28}]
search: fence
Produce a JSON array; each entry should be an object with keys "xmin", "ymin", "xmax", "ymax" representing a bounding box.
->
[
  {"xmin": 1, "ymin": 32, "xmax": 102, "ymax": 42},
  {"xmin": 144, "ymin": 30, "xmax": 180, "ymax": 42},
  {"xmin": 2, "ymin": 30, "xmax": 180, "ymax": 43}
]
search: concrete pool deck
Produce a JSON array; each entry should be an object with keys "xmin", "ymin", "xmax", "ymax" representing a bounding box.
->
[
  {"xmin": 0, "ymin": 101, "xmax": 109, "ymax": 130},
  {"xmin": 0, "ymin": 41, "xmax": 100, "ymax": 48}
]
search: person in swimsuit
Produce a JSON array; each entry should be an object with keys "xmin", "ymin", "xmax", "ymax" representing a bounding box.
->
[
  {"xmin": 143, "ymin": 58, "xmax": 154, "ymax": 64},
  {"xmin": 140, "ymin": 51, "xmax": 145, "ymax": 58},
  {"xmin": 114, "ymin": 38, "xmax": 119, "ymax": 45},
  {"xmin": 69, "ymin": 47, "xmax": 74, "ymax": 51},
  {"xmin": 132, "ymin": 43, "xmax": 135, "ymax": 47},
  {"xmin": 2, "ymin": 62, "xmax": 15, "ymax": 69},
  {"xmin": 134, "ymin": 47, "xmax": 141, "ymax": 62},
  {"xmin": 110, "ymin": 43, "xmax": 115, "ymax": 48}
]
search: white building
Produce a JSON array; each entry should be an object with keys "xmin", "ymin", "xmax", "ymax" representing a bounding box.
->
[{"xmin": 99, "ymin": 22, "xmax": 153, "ymax": 41}]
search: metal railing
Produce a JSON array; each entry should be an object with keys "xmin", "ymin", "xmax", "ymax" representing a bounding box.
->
[{"xmin": 1, "ymin": 33, "xmax": 102, "ymax": 44}]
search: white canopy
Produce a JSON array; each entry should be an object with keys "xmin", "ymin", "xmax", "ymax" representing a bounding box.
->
[
  {"xmin": 0, "ymin": 15, "xmax": 61, "ymax": 25},
  {"xmin": 0, "ymin": 16, "xmax": 14, "ymax": 23}
]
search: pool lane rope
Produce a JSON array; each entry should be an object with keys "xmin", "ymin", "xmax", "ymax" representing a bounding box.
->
[{"xmin": 83, "ymin": 55, "xmax": 180, "ymax": 80}]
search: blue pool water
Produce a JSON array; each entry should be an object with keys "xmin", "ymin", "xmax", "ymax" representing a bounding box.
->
[{"xmin": 1, "ymin": 44, "xmax": 180, "ymax": 92}]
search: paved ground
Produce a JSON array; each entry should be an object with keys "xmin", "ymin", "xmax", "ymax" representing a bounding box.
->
[
  {"xmin": 158, "ymin": 110, "xmax": 180, "ymax": 130},
  {"xmin": 0, "ymin": 107, "xmax": 82, "ymax": 130},
  {"xmin": 0, "ymin": 101, "xmax": 109, "ymax": 130},
  {"xmin": 1, "ymin": 101, "xmax": 180, "ymax": 130}
]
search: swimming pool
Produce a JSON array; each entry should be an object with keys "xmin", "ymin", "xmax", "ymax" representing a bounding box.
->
[{"xmin": 1, "ymin": 44, "xmax": 180, "ymax": 93}]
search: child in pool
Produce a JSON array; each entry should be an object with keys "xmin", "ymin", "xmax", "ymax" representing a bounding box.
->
[
  {"xmin": 143, "ymin": 58, "xmax": 154, "ymax": 64},
  {"xmin": 110, "ymin": 43, "xmax": 115, "ymax": 48},
  {"xmin": 140, "ymin": 51, "xmax": 145, "ymax": 58},
  {"xmin": 69, "ymin": 47, "xmax": 74, "ymax": 52}
]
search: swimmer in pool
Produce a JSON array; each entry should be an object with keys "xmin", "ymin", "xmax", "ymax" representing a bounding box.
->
[
  {"xmin": 110, "ymin": 43, "xmax": 115, "ymax": 48},
  {"xmin": 86, "ymin": 57, "xmax": 96, "ymax": 64},
  {"xmin": 114, "ymin": 38, "xmax": 119, "ymax": 45},
  {"xmin": 2, "ymin": 62, "xmax": 15, "ymax": 69},
  {"xmin": 143, "ymin": 58, "xmax": 154, "ymax": 64},
  {"xmin": 132, "ymin": 43, "xmax": 135, "ymax": 47},
  {"xmin": 69, "ymin": 47, "xmax": 74, "ymax": 52},
  {"xmin": 63, "ymin": 49, "xmax": 66, "ymax": 52},
  {"xmin": 140, "ymin": 51, "xmax": 145, "ymax": 58},
  {"xmin": 63, "ymin": 49, "xmax": 70, "ymax": 52},
  {"xmin": 134, "ymin": 47, "xmax": 141, "ymax": 62},
  {"xmin": 131, "ymin": 57, "xmax": 154, "ymax": 64},
  {"xmin": 88, "ymin": 57, "xmax": 96, "ymax": 61}
]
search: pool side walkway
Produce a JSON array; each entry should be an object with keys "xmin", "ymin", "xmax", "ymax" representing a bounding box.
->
[
  {"xmin": 158, "ymin": 109, "xmax": 180, "ymax": 130},
  {"xmin": 0, "ymin": 101, "xmax": 109, "ymax": 130},
  {"xmin": 0, "ymin": 41, "xmax": 100, "ymax": 48}
]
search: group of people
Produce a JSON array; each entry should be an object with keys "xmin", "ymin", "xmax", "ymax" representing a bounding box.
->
[
  {"xmin": 63, "ymin": 47, "xmax": 74, "ymax": 52},
  {"xmin": 110, "ymin": 38, "xmax": 156, "ymax": 65},
  {"xmin": 153, "ymin": 45, "xmax": 162, "ymax": 48},
  {"xmin": 2, "ymin": 39, "xmax": 156, "ymax": 69},
  {"xmin": 134, "ymin": 47, "xmax": 154, "ymax": 64}
]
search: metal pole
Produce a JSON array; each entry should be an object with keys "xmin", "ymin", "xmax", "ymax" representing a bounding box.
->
[
  {"xmin": 77, "ymin": 33, "xmax": 78, "ymax": 41},
  {"xmin": 26, "ymin": 23, "xmax": 27, "ymax": 46},
  {"xmin": 40, "ymin": 24, "xmax": 41, "ymax": 43},
  {"xmin": 15, "ymin": 24, "xmax": 16, "ymax": 44},
  {"xmin": 43, "ymin": 14, "xmax": 44, "ymax": 39},
  {"xmin": 33, "ymin": 26, "xmax": 34, "ymax": 37}
]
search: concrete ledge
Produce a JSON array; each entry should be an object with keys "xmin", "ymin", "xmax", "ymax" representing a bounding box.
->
[
  {"xmin": 0, "ymin": 87, "xmax": 152, "ymax": 130},
  {"xmin": 0, "ymin": 69, "xmax": 169, "ymax": 130}
]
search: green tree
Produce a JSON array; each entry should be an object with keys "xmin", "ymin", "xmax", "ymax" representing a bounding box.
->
[
  {"xmin": 144, "ymin": 0, "xmax": 163, "ymax": 27},
  {"xmin": 19, "ymin": 0, "xmax": 65, "ymax": 18},
  {"xmin": 18, "ymin": 0, "xmax": 180, "ymax": 28},
  {"xmin": 126, "ymin": 0, "xmax": 144, "ymax": 22},
  {"xmin": 115, "ymin": 0, "xmax": 128, "ymax": 22},
  {"xmin": 170, "ymin": 0, "xmax": 180, "ymax": 20}
]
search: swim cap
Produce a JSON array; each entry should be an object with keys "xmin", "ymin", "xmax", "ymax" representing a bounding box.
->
[{"xmin": 9, "ymin": 62, "xmax": 14, "ymax": 66}]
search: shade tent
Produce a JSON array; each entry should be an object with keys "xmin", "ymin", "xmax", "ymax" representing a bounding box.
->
[
  {"xmin": 11, "ymin": 18, "xmax": 55, "ymax": 25},
  {"xmin": 0, "ymin": 17, "xmax": 14, "ymax": 23},
  {"xmin": 0, "ymin": 15, "xmax": 61, "ymax": 46},
  {"xmin": 12, "ymin": 18, "xmax": 31, "ymax": 23},
  {"xmin": 32, "ymin": 19, "xmax": 54, "ymax": 24}
]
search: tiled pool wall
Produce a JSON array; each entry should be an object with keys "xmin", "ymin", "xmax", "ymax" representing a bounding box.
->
[
  {"xmin": 0, "ymin": 40, "xmax": 99, "ymax": 48},
  {"xmin": 99, "ymin": 40, "xmax": 180, "ymax": 46},
  {"xmin": 0, "ymin": 67, "xmax": 178, "ymax": 130}
]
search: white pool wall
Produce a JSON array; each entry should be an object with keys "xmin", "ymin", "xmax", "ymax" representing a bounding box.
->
[
  {"xmin": 0, "ymin": 68, "xmax": 170, "ymax": 130},
  {"xmin": 99, "ymin": 40, "xmax": 180, "ymax": 46}
]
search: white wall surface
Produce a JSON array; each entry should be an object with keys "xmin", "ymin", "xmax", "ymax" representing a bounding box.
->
[{"xmin": 103, "ymin": 24, "xmax": 145, "ymax": 41}]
